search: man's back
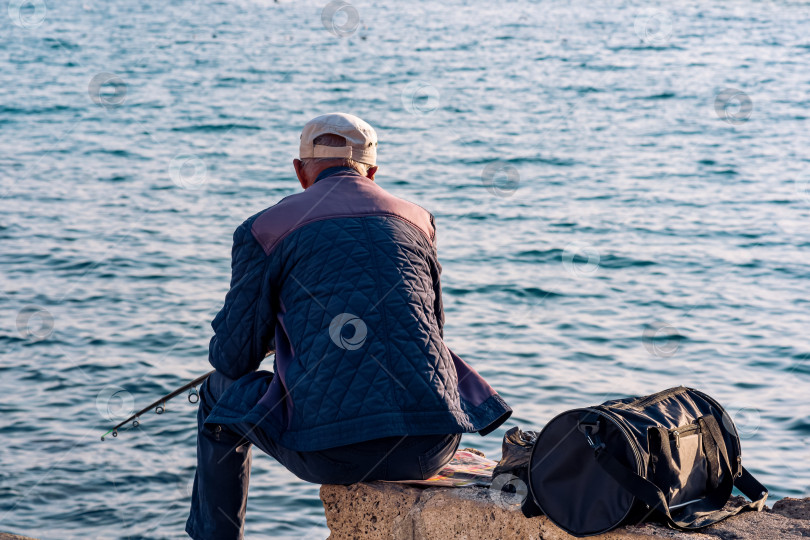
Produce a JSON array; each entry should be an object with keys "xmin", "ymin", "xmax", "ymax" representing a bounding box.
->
[
  {"xmin": 188, "ymin": 113, "xmax": 510, "ymax": 540},
  {"xmin": 206, "ymin": 167, "xmax": 510, "ymax": 451}
]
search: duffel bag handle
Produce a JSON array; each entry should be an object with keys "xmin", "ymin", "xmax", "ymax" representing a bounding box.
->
[{"xmin": 586, "ymin": 416, "xmax": 768, "ymax": 531}]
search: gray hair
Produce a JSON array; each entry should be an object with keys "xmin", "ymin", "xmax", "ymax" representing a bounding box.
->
[{"xmin": 301, "ymin": 133, "xmax": 370, "ymax": 174}]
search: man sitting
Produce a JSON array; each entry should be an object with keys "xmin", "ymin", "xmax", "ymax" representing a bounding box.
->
[{"xmin": 186, "ymin": 112, "xmax": 512, "ymax": 540}]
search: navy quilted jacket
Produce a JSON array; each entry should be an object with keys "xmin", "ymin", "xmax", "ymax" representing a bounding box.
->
[{"xmin": 204, "ymin": 167, "xmax": 511, "ymax": 452}]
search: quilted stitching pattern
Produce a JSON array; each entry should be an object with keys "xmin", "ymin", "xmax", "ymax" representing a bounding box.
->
[
  {"xmin": 207, "ymin": 204, "xmax": 512, "ymax": 450},
  {"xmin": 209, "ymin": 217, "xmax": 275, "ymax": 380},
  {"xmin": 275, "ymin": 216, "xmax": 458, "ymax": 428}
]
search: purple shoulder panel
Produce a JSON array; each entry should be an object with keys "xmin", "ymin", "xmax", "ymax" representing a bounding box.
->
[{"xmin": 250, "ymin": 173, "xmax": 435, "ymax": 255}]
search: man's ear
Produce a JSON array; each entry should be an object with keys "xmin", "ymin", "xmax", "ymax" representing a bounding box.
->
[
  {"xmin": 366, "ymin": 165, "xmax": 378, "ymax": 181},
  {"xmin": 293, "ymin": 159, "xmax": 307, "ymax": 189}
]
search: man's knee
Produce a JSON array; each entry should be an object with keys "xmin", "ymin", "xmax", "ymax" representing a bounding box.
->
[
  {"xmin": 197, "ymin": 370, "xmax": 238, "ymax": 421},
  {"xmin": 202, "ymin": 370, "xmax": 237, "ymax": 403}
]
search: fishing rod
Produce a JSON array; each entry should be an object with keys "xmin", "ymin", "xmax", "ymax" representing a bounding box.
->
[{"xmin": 101, "ymin": 370, "xmax": 214, "ymax": 441}]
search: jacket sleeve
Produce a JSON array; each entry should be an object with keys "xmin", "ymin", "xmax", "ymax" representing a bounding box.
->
[
  {"xmin": 429, "ymin": 221, "xmax": 445, "ymax": 338},
  {"xmin": 208, "ymin": 220, "xmax": 275, "ymax": 379}
]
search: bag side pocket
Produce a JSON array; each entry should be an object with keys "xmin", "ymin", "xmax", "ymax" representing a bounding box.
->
[{"xmin": 648, "ymin": 423, "xmax": 710, "ymax": 507}]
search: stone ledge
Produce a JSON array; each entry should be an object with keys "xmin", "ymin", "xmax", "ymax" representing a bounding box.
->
[{"xmin": 320, "ymin": 482, "xmax": 810, "ymax": 540}]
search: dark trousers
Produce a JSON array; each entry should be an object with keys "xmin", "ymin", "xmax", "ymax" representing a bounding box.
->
[{"xmin": 185, "ymin": 371, "xmax": 461, "ymax": 540}]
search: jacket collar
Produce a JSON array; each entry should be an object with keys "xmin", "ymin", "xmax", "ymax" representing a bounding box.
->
[{"xmin": 314, "ymin": 166, "xmax": 361, "ymax": 184}]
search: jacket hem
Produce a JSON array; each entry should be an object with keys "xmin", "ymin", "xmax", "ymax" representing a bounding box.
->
[{"xmin": 210, "ymin": 393, "xmax": 511, "ymax": 452}]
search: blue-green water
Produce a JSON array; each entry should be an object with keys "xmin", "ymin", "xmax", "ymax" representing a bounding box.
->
[{"xmin": 2, "ymin": 0, "xmax": 810, "ymax": 538}]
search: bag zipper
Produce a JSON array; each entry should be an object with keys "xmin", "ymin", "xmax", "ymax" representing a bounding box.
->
[
  {"xmin": 586, "ymin": 407, "xmax": 644, "ymax": 475},
  {"xmin": 578, "ymin": 407, "xmax": 645, "ymax": 532},
  {"xmin": 627, "ymin": 387, "xmax": 687, "ymax": 411},
  {"xmin": 669, "ymin": 423, "xmax": 700, "ymax": 448}
]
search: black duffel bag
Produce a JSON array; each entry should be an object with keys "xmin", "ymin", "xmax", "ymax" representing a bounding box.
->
[{"xmin": 522, "ymin": 386, "xmax": 768, "ymax": 537}]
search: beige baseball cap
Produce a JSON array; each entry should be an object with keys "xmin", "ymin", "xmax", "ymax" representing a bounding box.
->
[{"xmin": 299, "ymin": 112, "xmax": 378, "ymax": 166}]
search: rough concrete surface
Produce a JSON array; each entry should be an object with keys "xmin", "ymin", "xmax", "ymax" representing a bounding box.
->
[
  {"xmin": 4, "ymin": 488, "xmax": 808, "ymax": 540},
  {"xmin": 321, "ymin": 483, "xmax": 810, "ymax": 540}
]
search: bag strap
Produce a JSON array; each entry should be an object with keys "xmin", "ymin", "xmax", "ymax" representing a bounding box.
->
[
  {"xmin": 692, "ymin": 416, "xmax": 768, "ymax": 513},
  {"xmin": 585, "ymin": 416, "xmax": 768, "ymax": 531}
]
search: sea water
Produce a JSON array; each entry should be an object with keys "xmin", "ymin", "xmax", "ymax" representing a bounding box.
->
[{"xmin": 1, "ymin": 0, "xmax": 809, "ymax": 538}]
